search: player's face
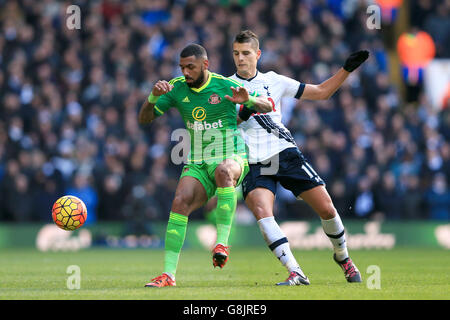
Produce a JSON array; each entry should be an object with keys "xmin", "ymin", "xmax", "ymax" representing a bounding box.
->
[
  {"xmin": 179, "ymin": 56, "xmax": 208, "ymax": 88},
  {"xmin": 232, "ymin": 42, "xmax": 260, "ymax": 78}
]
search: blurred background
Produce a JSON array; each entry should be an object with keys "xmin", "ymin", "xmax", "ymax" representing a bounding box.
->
[{"xmin": 0, "ymin": 0, "xmax": 449, "ymax": 250}]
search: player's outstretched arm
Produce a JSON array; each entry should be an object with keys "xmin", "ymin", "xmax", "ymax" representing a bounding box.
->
[
  {"xmin": 301, "ymin": 50, "xmax": 369, "ymax": 101},
  {"xmin": 138, "ymin": 99, "xmax": 156, "ymax": 125},
  {"xmin": 225, "ymin": 86, "xmax": 272, "ymax": 113},
  {"xmin": 138, "ymin": 80, "xmax": 173, "ymax": 125}
]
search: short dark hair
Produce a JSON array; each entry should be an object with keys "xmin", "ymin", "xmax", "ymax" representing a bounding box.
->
[
  {"xmin": 234, "ymin": 30, "xmax": 259, "ymax": 50},
  {"xmin": 180, "ymin": 44, "xmax": 207, "ymax": 59}
]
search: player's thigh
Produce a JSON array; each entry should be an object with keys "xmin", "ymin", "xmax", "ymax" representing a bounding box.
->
[
  {"xmin": 245, "ymin": 187, "xmax": 275, "ymax": 220},
  {"xmin": 171, "ymin": 176, "xmax": 208, "ymax": 215},
  {"xmin": 298, "ymin": 185, "xmax": 337, "ymax": 220},
  {"xmin": 214, "ymin": 158, "xmax": 242, "ymax": 187}
]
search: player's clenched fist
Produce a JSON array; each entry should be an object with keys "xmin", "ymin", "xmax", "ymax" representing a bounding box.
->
[{"xmin": 152, "ymin": 80, "xmax": 174, "ymax": 96}]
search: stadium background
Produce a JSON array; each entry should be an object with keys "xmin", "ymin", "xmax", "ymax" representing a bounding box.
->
[{"xmin": 0, "ymin": 0, "xmax": 449, "ymax": 250}]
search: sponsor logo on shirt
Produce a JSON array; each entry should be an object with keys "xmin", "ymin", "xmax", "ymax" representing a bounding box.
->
[
  {"xmin": 186, "ymin": 120, "xmax": 224, "ymax": 131},
  {"xmin": 192, "ymin": 106, "xmax": 207, "ymax": 121}
]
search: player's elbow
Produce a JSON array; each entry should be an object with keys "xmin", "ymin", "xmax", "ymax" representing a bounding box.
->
[
  {"xmin": 317, "ymin": 84, "xmax": 333, "ymax": 100},
  {"xmin": 138, "ymin": 113, "xmax": 154, "ymax": 125},
  {"xmin": 263, "ymin": 104, "xmax": 273, "ymax": 113}
]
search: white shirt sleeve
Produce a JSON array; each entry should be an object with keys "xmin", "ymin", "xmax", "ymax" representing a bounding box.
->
[{"xmin": 275, "ymin": 72, "xmax": 304, "ymax": 99}]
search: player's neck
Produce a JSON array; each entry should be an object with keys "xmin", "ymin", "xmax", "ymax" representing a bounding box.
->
[
  {"xmin": 236, "ymin": 69, "xmax": 258, "ymax": 81},
  {"xmin": 196, "ymin": 70, "xmax": 210, "ymax": 88}
]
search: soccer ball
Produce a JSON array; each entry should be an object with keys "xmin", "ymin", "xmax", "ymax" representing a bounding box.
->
[{"xmin": 52, "ymin": 195, "xmax": 87, "ymax": 231}]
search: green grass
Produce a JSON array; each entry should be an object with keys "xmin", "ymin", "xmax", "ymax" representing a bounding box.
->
[{"xmin": 0, "ymin": 247, "xmax": 449, "ymax": 300}]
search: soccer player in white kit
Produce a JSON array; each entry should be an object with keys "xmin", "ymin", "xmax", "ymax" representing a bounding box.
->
[{"xmin": 230, "ymin": 30, "xmax": 369, "ymax": 285}]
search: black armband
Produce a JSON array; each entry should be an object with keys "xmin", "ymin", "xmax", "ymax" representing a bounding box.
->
[{"xmin": 238, "ymin": 105, "xmax": 254, "ymax": 121}]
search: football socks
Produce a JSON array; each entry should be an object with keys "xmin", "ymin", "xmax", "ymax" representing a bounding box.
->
[
  {"xmin": 257, "ymin": 216, "xmax": 302, "ymax": 274},
  {"xmin": 215, "ymin": 187, "xmax": 237, "ymax": 246},
  {"xmin": 321, "ymin": 213, "xmax": 349, "ymax": 261},
  {"xmin": 163, "ymin": 211, "xmax": 188, "ymax": 278}
]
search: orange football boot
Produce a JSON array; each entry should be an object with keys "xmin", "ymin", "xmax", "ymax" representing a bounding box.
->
[
  {"xmin": 212, "ymin": 244, "xmax": 230, "ymax": 268},
  {"xmin": 145, "ymin": 273, "xmax": 176, "ymax": 287}
]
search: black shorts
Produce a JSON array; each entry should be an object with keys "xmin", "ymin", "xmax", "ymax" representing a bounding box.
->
[{"xmin": 242, "ymin": 147, "xmax": 325, "ymax": 199}]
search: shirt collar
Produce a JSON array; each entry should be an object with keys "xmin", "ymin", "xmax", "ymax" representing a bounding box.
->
[{"xmin": 235, "ymin": 70, "xmax": 258, "ymax": 82}]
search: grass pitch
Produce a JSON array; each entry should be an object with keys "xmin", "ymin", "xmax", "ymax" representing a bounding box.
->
[{"xmin": 0, "ymin": 247, "xmax": 448, "ymax": 300}]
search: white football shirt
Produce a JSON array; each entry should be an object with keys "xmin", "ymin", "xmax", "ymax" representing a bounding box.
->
[{"xmin": 229, "ymin": 71, "xmax": 305, "ymax": 163}]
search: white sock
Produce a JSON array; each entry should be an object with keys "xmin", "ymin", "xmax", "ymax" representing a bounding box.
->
[
  {"xmin": 321, "ymin": 213, "xmax": 349, "ymax": 261},
  {"xmin": 257, "ymin": 217, "xmax": 303, "ymax": 275}
]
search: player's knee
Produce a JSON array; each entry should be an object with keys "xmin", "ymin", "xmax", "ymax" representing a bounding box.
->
[
  {"xmin": 247, "ymin": 196, "xmax": 272, "ymax": 220},
  {"xmin": 252, "ymin": 204, "xmax": 272, "ymax": 220},
  {"xmin": 215, "ymin": 164, "xmax": 236, "ymax": 186},
  {"xmin": 317, "ymin": 202, "xmax": 337, "ymax": 220},
  {"xmin": 172, "ymin": 193, "xmax": 195, "ymax": 214}
]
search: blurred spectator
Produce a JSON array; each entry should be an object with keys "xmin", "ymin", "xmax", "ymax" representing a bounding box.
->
[
  {"xmin": 0, "ymin": 160, "xmax": 21, "ymax": 220},
  {"xmin": 6, "ymin": 173, "xmax": 33, "ymax": 221},
  {"xmin": 65, "ymin": 172, "xmax": 98, "ymax": 225},
  {"xmin": 352, "ymin": 176, "xmax": 375, "ymax": 218},
  {"xmin": 423, "ymin": 0, "xmax": 450, "ymax": 58},
  {"xmin": 97, "ymin": 173, "xmax": 125, "ymax": 221},
  {"xmin": 34, "ymin": 178, "xmax": 62, "ymax": 222},
  {"xmin": 121, "ymin": 181, "xmax": 162, "ymax": 236},
  {"xmin": 329, "ymin": 179, "xmax": 350, "ymax": 216},
  {"xmin": 400, "ymin": 174, "xmax": 425, "ymax": 219},
  {"xmin": 375, "ymin": 172, "xmax": 402, "ymax": 219},
  {"xmin": 425, "ymin": 173, "xmax": 450, "ymax": 220}
]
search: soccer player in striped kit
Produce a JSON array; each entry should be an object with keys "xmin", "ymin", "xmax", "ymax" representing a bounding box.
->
[{"xmin": 229, "ymin": 30, "xmax": 368, "ymax": 285}]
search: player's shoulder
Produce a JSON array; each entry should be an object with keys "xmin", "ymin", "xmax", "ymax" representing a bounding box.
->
[
  {"xmin": 168, "ymin": 76, "xmax": 186, "ymax": 87},
  {"xmin": 211, "ymin": 72, "xmax": 243, "ymax": 87},
  {"xmin": 265, "ymin": 70, "xmax": 299, "ymax": 87},
  {"xmin": 252, "ymin": 70, "xmax": 283, "ymax": 84},
  {"xmin": 263, "ymin": 70, "xmax": 283, "ymax": 81},
  {"xmin": 267, "ymin": 70, "xmax": 280, "ymax": 76}
]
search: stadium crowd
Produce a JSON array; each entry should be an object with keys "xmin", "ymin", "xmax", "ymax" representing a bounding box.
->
[{"xmin": 0, "ymin": 0, "xmax": 449, "ymax": 226}]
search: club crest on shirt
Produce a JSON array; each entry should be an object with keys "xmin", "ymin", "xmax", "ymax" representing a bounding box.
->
[{"xmin": 208, "ymin": 93, "xmax": 221, "ymax": 104}]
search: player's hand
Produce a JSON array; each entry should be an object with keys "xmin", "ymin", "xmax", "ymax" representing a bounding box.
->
[
  {"xmin": 225, "ymin": 86, "xmax": 250, "ymax": 104},
  {"xmin": 152, "ymin": 80, "xmax": 174, "ymax": 96},
  {"xmin": 343, "ymin": 50, "xmax": 369, "ymax": 72}
]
